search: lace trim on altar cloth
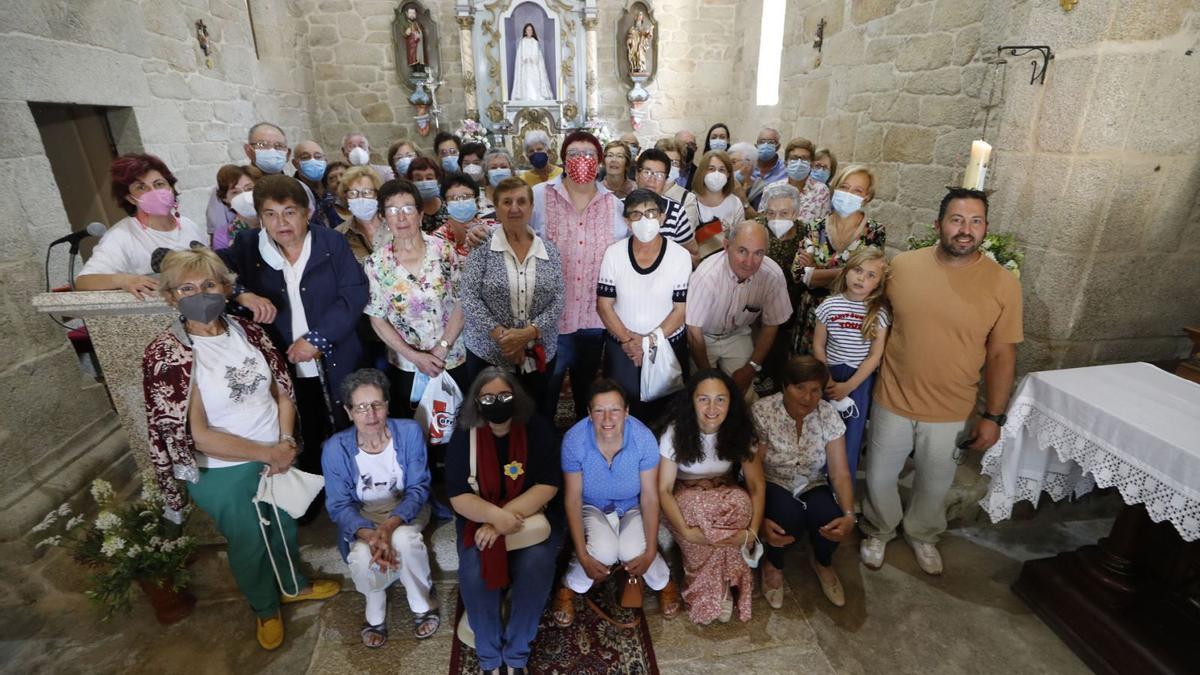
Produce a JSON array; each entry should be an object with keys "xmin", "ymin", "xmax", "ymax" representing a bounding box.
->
[{"xmin": 980, "ymin": 401, "xmax": 1200, "ymax": 542}]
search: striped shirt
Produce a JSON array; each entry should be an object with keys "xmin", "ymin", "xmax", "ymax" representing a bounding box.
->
[
  {"xmin": 658, "ymin": 194, "xmax": 693, "ymax": 245},
  {"xmin": 685, "ymin": 251, "xmax": 792, "ymax": 335},
  {"xmin": 814, "ymin": 293, "xmax": 891, "ymax": 367}
]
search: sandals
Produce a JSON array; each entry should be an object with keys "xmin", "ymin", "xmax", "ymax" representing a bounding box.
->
[
  {"xmin": 413, "ymin": 608, "xmax": 441, "ymax": 639},
  {"xmin": 659, "ymin": 579, "xmax": 682, "ymax": 619},
  {"xmin": 552, "ymin": 586, "xmax": 576, "ymax": 628},
  {"xmin": 361, "ymin": 622, "xmax": 388, "ymax": 649},
  {"xmin": 762, "ymin": 562, "xmax": 785, "ymax": 610}
]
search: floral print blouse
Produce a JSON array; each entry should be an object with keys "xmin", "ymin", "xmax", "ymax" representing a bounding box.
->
[
  {"xmin": 751, "ymin": 393, "xmax": 846, "ymax": 493},
  {"xmin": 363, "ymin": 234, "xmax": 466, "ymax": 371}
]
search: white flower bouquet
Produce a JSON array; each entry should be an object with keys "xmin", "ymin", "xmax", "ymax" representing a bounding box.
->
[
  {"xmin": 34, "ymin": 479, "xmax": 195, "ymax": 620},
  {"xmin": 455, "ymin": 118, "xmax": 490, "ymax": 147}
]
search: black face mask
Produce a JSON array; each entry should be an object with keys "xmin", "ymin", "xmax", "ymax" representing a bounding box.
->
[
  {"xmin": 684, "ymin": 146, "xmax": 696, "ymax": 166},
  {"xmin": 178, "ymin": 292, "xmax": 226, "ymax": 324},
  {"xmin": 479, "ymin": 399, "xmax": 514, "ymax": 425}
]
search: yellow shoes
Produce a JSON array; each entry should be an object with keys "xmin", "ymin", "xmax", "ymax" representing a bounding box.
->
[
  {"xmin": 257, "ymin": 613, "xmax": 284, "ymax": 650},
  {"xmin": 280, "ymin": 578, "xmax": 341, "ymax": 604}
]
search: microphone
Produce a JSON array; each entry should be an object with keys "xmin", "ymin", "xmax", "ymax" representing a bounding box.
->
[{"xmin": 49, "ymin": 222, "xmax": 108, "ymax": 252}]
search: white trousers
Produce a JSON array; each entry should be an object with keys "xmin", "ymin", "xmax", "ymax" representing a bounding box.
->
[
  {"xmin": 347, "ymin": 506, "xmax": 434, "ymax": 623},
  {"xmin": 565, "ymin": 505, "xmax": 671, "ymax": 593}
]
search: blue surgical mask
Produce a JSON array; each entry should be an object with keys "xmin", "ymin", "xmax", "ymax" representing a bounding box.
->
[
  {"xmin": 709, "ymin": 139, "xmax": 728, "ymax": 152},
  {"xmin": 810, "ymin": 167, "xmax": 831, "ymax": 184},
  {"xmin": 298, "ymin": 158, "xmax": 326, "ymax": 181},
  {"xmin": 668, "ymin": 166, "xmax": 681, "ymax": 184},
  {"xmin": 529, "ymin": 151, "xmax": 549, "ymax": 169},
  {"xmin": 629, "ymin": 145, "xmax": 640, "ymax": 158},
  {"xmin": 348, "ymin": 197, "xmax": 378, "ymax": 221},
  {"xmin": 415, "ymin": 179, "xmax": 439, "ymax": 200},
  {"xmin": 831, "ymin": 189, "xmax": 865, "ymax": 217},
  {"xmin": 487, "ymin": 167, "xmax": 513, "ymax": 187},
  {"xmin": 394, "ymin": 156, "xmax": 413, "ymax": 177},
  {"xmin": 447, "ymin": 199, "xmax": 478, "ymax": 222},
  {"xmin": 756, "ymin": 142, "xmax": 777, "ymax": 163},
  {"xmin": 734, "ymin": 169, "xmax": 745, "ymax": 183},
  {"xmin": 254, "ymin": 148, "xmax": 287, "ymax": 174},
  {"xmin": 786, "ymin": 159, "xmax": 812, "ymax": 181},
  {"xmin": 441, "ymin": 155, "xmax": 460, "ymax": 173}
]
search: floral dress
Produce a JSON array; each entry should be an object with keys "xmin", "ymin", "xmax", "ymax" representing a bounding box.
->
[
  {"xmin": 789, "ymin": 216, "xmax": 885, "ymax": 355},
  {"xmin": 363, "ymin": 234, "xmax": 466, "ymax": 371}
]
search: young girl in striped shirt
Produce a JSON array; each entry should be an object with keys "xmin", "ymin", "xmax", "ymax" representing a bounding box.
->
[{"xmin": 812, "ymin": 246, "xmax": 889, "ymax": 478}]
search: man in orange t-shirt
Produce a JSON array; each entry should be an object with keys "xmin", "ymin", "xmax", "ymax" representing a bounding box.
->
[{"xmin": 859, "ymin": 188, "xmax": 1023, "ymax": 576}]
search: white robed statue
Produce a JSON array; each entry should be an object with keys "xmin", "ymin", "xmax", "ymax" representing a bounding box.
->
[{"xmin": 511, "ymin": 23, "xmax": 554, "ymax": 101}]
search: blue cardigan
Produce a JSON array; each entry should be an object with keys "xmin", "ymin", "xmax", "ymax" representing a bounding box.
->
[
  {"xmin": 219, "ymin": 226, "xmax": 368, "ymax": 409},
  {"xmin": 321, "ymin": 418, "xmax": 431, "ymax": 561}
]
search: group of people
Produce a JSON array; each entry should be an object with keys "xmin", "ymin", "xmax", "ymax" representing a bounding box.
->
[{"xmin": 93, "ymin": 117, "xmax": 1022, "ymax": 673}]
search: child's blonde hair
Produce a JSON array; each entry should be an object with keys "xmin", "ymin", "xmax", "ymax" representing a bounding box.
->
[{"xmin": 829, "ymin": 246, "xmax": 889, "ymax": 341}]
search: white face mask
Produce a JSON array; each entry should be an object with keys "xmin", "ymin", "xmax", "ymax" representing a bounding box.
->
[
  {"xmin": 230, "ymin": 190, "xmax": 256, "ymax": 219},
  {"xmin": 631, "ymin": 217, "xmax": 660, "ymax": 243},
  {"xmin": 348, "ymin": 146, "xmax": 370, "ymax": 166},
  {"xmin": 463, "ymin": 164, "xmax": 484, "ymax": 180},
  {"xmin": 831, "ymin": 190, "xmax": 865, "ymax": 217},
  {"xmin": 348, "ymin": 197, "xmax": 378, "ymax": 221},
  {"xmin": 667, "ymin": 166, "xmax": 681, "ymax": 184},
  {"xmin": 767, "ymin": 219, "xmax": 793, "ymax": 238},
  {"xmin": 703, "ymin": 171, "xmax": 728, "ymax": 192}
]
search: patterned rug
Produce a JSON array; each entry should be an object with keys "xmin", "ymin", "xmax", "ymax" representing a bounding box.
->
[{"xmin": 448, "ymin": 577, "xmax": 659, "ymax": 674}]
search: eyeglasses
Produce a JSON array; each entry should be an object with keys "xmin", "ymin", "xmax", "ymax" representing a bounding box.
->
[
  {"xmin": 447, "ymin": 195, "xmax": 475, "ymax": 204},
  {"xmin": 638, "ymin": 168, "xmax": 667, "ymax": 180},
  {"xmin": 756, "ymin": 139, "xmax": 780, "ymax": 147},
  {"xmin": 384, "ymin": 204, "xmax": 419, "ymax": 217},
  {"xmin": 345, "ymin": 188, "xmax": 377, "ymax": 199},
  {"xmin": 478, "ymin": 392, "xmax": 514, "ymax": 406},
  {"xmin": 565, "ymin": 150, "xmax": 598, "ymax": 160},
  {"xmin": 625, "ymin": 208, "xmax": 661, "ymax": 221},
  {"xmin": 174, "ymin": 279, "xmax": 222, "ymax": 297},
  {"xmin": 349, "ymin": 401, "xmax": 387, "ymax": 414},
  {"xmin": 438, "ymin": 148, "xmax": 459, "ymax": 157},
  {"xmin": 251, "ymin": 141, "xmax": 288, "ymax": 152},
  {"xmin": 296, "ymin": 152, "xmax": 325, "ymax": 161}
]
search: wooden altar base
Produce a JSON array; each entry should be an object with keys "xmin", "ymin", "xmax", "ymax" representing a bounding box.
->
[{"xmin": 1012, "ymin": 504, "xmax": 1200, "ymax": 674}]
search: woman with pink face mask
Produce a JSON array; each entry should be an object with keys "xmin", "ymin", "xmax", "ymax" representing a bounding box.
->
[{"xmin": 75, "ymin": 154, "xmax": 208, "ymax": 299}]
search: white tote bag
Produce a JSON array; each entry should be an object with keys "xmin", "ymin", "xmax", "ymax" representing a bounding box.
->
[
  {"xmin": 414, "ymin": 371, "xmax": 463, "ymax": 445},
  {"xmin": 252, "ymin": 466, "xmax": 325, "ymax": 596},
  {"xmin": 639, "ymin": 328, "xmax": 684, "ymax": 402}
]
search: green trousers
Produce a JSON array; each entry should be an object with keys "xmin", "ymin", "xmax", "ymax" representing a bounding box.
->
[{"xmin": 187, "ymin": 462, "xmax": 309, "ymax": 618}]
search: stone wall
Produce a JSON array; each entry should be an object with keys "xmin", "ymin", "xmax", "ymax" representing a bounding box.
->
[
  {"xmin": 727, "ymin": 0, "xmax": 1199, "ymax": 372},
  {"xmin": 0, "ymin": 0, "xmax": 317, "ymax": 537}
]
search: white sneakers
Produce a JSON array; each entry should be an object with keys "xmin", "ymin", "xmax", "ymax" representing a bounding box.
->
[
  {"xmin": 905, "ymin": 536, "xmax": 944, "ymax": 576},
  {"xmin": 860, "ymin": 535, "xmax": 944, "ymax": 575},
  {"xmin": 859, "ymin": 536, "xmax": 886, "ymax": 569}
]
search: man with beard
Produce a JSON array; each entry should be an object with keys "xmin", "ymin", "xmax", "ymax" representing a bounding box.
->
[{"xmin": 858, "ymin": 188, "xmax": 1023, "ymax": 576}]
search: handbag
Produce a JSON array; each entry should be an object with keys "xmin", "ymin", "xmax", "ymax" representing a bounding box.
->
[
  {"xmin": 252, "ymin": 466, "xmax": 325, "ymax": 596},
  {"xmin": 415, "ymin": 371, "xmax": 463, "ymax": 445},
  {"xmin": 468, "ymin": 428, "xmax": 550, "ymax": 551},
  {"xmin": 639, "ymin": 327, "xmax": 684, "ymax": 402},
  {"xmin": 620, "ymin": 573, "xmax": 645, "ymax": 608}
]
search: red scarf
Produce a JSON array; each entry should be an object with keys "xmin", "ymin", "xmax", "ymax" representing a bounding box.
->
[{"xmin": 463, "ymin": 423, "xmax": 528, "ymax": 590}]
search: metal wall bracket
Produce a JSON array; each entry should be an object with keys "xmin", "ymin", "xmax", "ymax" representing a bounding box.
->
[{"xmin": 996, "ymin": 45, "xmax": 1055, "ymax": 85}]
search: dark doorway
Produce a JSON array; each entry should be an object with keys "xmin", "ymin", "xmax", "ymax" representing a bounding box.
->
[{"xmin": 29, "ymin": 103, "xmax": 126, "ymax": 262}]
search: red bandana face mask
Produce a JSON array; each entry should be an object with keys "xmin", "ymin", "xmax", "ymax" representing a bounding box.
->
[{"xmin": 565, "ymin": 155, "xmax": 599, "ymax": 184}]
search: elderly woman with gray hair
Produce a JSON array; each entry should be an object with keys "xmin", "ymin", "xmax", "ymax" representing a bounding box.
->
[
  {"xmin": 142, "ymin": 247, "xmax": 338, "ymax": 651},
  {"xmin": 321, "ymin": 368, "xmax": 439, "ymax": 648},
  {"xmin": 518, "ymin": 129, "xmax": 561, "ymax": 186}
]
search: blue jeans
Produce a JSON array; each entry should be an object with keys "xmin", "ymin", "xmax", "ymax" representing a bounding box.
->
[
  {"xmin": 764, "ymin": 482, "xmax": 842, "ymax": 569},
  {"xmin": 828, "ymin": 363, "xmax": 875, "ymax": 479},
  {"xmin": 545, "ymin": 328, "xmax": 604, "ymax": 422},
  {"xmin": 457, "ymin": 522, "xmax": 563, "ymax": 670}
]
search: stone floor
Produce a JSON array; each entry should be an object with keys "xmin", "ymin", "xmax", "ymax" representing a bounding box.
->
[{"xmin": 0, "ymin": 484, "xmax": 1121, "ymax": 674}]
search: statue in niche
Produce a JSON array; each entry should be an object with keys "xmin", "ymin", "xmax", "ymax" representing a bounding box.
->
[
  {"xmin": 403, "ymin": 6, "xmax": 426, "ymax": 72},
  {"xmin": 626, "ymin": 11, "xmax": 654, "ymax": 75},
  {"xmin": 511, "ymin": 23, "xmax": 555, "ymax": 101}
]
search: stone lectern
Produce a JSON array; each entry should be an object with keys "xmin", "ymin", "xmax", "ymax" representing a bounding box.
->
[{"xmin": 32, "ymin": 291, "xmax": 176, "ymax": 478}]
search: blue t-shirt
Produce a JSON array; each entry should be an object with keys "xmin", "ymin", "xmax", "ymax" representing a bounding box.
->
[{"xmin": 561, "ymin": 416, "xmax": 659, "ymax": 515}]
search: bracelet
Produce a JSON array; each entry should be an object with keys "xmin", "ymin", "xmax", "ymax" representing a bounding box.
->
[{"xmin": 279, "ymin": 433, "xmax": 296, "ymax": 444}]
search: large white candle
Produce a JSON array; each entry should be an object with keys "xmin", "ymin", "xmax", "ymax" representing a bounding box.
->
[{"xmin": 962, "ymin": 140, "xmax": 992, "ymax": 190}]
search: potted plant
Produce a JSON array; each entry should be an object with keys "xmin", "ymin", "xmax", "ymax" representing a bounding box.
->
[
  {"xmin": 906, "ymin": 225, "xmax": 1024, "ymax": 278},
  {"xmin": 34, "ymin": 479, "xmax": 197, "ymax": 624}
]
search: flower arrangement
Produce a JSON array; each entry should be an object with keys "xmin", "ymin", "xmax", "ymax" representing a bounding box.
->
[
  {"xmin": 906, "ymin": 225, "xmax": 1024, "ymax": 278},
  {"xmin": 582, "ymin": 116, "xmax": 616, "ymax": 146},
  {"xmin": 455, "ymin": 118, "xmax": 490, "ymax": 147},
  {"xmin": 34, "ymin": 479, "xmax": 195, "ymax": 620}
]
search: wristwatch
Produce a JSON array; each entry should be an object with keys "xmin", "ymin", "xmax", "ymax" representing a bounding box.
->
[
  {"xmin": 747, "ymin": 360, "xmax": 763, "ymax": 373},
  {"xmin": 980, "ymin": 411, "xmax": 1007, "ymax": 427},
  {"xmin": 437, "ymin": 339, "xmax": 450, "ymax": 350}
]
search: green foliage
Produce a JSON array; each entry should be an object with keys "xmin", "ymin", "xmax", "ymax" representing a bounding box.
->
[
  {"xmin": 34, "ymin": 479, "xmax": 194, "ymax": 621},
  {"xmin": 905, "ymin": 224, "xmax": 1025, "ymax": 278}
]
